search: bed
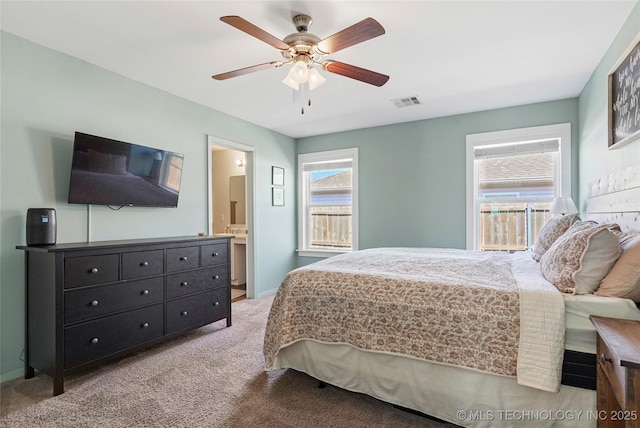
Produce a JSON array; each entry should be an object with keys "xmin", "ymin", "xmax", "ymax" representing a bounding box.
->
[{"xmin": 263, "ymin": 167, "xmax": 640, "ymax": 427}]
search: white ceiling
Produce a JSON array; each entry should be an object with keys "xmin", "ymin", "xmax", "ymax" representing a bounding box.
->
[{"xmin": 1, "ymin": 1, "xmax": 637, "ymax": 138}]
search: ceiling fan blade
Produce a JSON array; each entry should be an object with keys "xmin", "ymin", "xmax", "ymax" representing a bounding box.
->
[
  {"xmin": 322, "ymin": 60, "xmax": 389, "ymax": 87},
  {"xmin": 212, "ymin": 61, "xmax": 284, "ymax": 80},
  {"xmin": 220, "ymin": 16, "xmax": 290, "ymax": 51},
  {"xmin": 315, "ymin": 18, "xmax": 385, "ymax": 55}
]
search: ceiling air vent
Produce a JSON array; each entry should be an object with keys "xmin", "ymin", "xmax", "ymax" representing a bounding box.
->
[{"xmin": 391, "ymin": 96, "xmax": 422, "ymax": 108}]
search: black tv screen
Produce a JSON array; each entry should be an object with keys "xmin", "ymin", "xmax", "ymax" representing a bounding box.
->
[{"xmin": 68, "ymin": 132, "xmax": 184, "ymax": 207}]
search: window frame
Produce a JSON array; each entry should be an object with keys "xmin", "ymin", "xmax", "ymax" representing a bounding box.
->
[
  {"xmin": 465, "ymin": 123, "xmax": 572, "ymax": 250},
  {"xmin": 297, "ymin": 148, "xmax": 359, "ymax": 258},
  {"xmin": 159, "ymin": 152, "xmax": 183, "ymax": 194}
]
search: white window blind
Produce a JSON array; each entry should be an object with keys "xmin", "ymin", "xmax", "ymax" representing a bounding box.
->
[
  {"xmin": 474, "ymin": 139, "xmax": 559, "ymax": 158},
  {"xmin": 475, "ymin": 138, "xmax": 560, "ymax": 202},
  {"xmin": 302, "ymin": 159, "xmax": 353, "ymax": 171}
]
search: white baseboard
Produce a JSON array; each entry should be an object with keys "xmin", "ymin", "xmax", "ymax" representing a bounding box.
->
[{"xmin": 255, "ymin": 288, "xmax": 278, "ymax": 298}]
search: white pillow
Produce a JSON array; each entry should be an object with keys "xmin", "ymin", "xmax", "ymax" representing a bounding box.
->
[
  {"xmin": 540, "ymin": 222, "xmax": 622, "ymax": 294},
  {"xmin": 596, "ymin": 233, "xmax": 640, "ymax": 300}
]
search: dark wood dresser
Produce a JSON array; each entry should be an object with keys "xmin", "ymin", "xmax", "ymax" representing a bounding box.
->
[{"xmin": 17, "ymin": 235, "xmax": 232, "ymax": 396}]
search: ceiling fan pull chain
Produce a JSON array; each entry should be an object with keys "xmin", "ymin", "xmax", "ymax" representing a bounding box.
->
[{"xmin": 300, "ymin": 82, "xmax": 309, "ymax": 114}]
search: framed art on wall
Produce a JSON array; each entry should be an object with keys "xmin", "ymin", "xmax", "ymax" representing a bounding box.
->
[
  {"xmin": 272, "ymin": 187, "xmax": 284, "ymax": 206},
  {"xmin": 272, "ymin": 166, "xmax": 284, "ymax": 186},
  {"xmin": 608, "ymin": 34, "xmax": 640, "ymax": 149}
]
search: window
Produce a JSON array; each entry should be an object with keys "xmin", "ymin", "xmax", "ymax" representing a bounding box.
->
[
  {"xmin": 466, "ymin": 123, "xmax": 571, "ymax": 251},
  {"xmin": 298, "ymin": 148, "xmax": 358, "ymax": 257}
]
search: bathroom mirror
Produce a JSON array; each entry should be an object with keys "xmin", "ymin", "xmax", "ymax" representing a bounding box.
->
[{"xmin": 229, "ymin": 175, "xmax": 246, "ymax": 224}]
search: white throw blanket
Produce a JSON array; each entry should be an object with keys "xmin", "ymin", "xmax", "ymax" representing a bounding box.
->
[{"xmin": 512, "ymin": 251, "xmax": 565, "ymax": 392}]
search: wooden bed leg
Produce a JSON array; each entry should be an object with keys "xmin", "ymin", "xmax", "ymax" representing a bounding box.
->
[{"xmin": 317, "ymin": 380, "xmax": 326, "ymax": 389}]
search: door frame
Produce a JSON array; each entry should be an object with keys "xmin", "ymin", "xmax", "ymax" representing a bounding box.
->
[{"xmin": 207, "ymin": 135, "xmax": 256, "ymax": 299}]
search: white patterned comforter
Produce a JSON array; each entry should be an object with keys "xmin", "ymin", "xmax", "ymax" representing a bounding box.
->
[{"xmin": 263, "ymin": 248, "xmax": 565, "ymax": 392}]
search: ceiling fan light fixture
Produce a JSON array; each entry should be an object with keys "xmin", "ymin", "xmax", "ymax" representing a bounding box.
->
[
  {"xmin": 308, "ymin": 67, "xmax": 326, "ymax": 90},
  {"xmin": 290, "ymin": 59, "xmax": 309, "ymax": 83},
  {"xmin": 282, "ymin": 72, "xmax": 299, "ymax": 90}
]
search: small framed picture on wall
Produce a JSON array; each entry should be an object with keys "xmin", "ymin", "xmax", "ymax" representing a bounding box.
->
[
  {"xmin": 272, "ymin": 187, "xmax": 284, "ymax": 206},
  {"xmin": 272, "ymin": 166, "xmax": 284, "ymax": 186}
]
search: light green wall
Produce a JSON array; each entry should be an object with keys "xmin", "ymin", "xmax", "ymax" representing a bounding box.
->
[
  {"xmin": 296, "ymin": 1, "xmax": 640, "ymax": 268},
  {"xmin": 0, "ymin": 32, "xmax": 297, "ymax": 381},
  {"xmin": 578, "ymin": 1, "xmax": 640, "ymax": 209},
  {"xmin": 296, "ymin": 98, "xmax": 580, "ymax": 266},
  {"xmin": 2, "ymin": 0, "xmax": 638, "ymax": 384}
]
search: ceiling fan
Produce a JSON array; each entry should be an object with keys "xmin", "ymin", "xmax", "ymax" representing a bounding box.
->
[{"xmin": 212, "ymin": 14, "xmax": 389, "ymax": 91}]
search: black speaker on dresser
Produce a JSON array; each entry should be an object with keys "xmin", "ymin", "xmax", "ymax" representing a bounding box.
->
[{"xmin": 26, "ymin": 208, "xmax": 56, "ymax": 245}]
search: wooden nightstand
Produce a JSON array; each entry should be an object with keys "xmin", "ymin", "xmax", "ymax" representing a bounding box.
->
[{"xmin": 590, "ymin": 316, "xmax": 640, "ymax": 427}]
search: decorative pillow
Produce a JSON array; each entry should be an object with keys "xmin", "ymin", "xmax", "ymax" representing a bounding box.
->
[
  {"xmin": 540, "ymin": 222, "xmax": 622, "ymax": 294},
  {"xmin": 88, "ymin": 149, "xmax": 128, "ymax": 175},
  {"xmin": 596, "ymin": 233, "xmax": 640, "ymax": 300},
  {"xmin": 531, "ymin": 213, "xmax": 579, "ymax": 261}
]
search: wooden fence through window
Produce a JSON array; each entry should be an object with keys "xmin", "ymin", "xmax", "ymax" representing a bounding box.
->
[
  {"xmin": 308, "ymin": 203, "xmax": 553, "ymax": 252},
  {"xmin": 310, "ymin": 208, "xmax": 352, "ymax": 248},
  {"xmin": 479, "ymin": 203, "xmax": 552, "ymax": 251}
]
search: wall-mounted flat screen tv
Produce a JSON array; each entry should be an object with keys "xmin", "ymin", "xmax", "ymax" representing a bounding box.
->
[{"xmin": 68, "ymin": 132, "xmax": 184, "ymax": 207}]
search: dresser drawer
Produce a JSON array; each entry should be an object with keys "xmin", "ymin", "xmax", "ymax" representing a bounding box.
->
[
  {"xmin": 597, "ymin": 334, "xmax": 626, "ymax": 407},
  {"xmin": 166, "ymin": 246, "xmax": 199, "ymax": 272},
  {"xmin": 166, "ymin": 266, "xmax": 229, "ymax": 299},
  {"xmin": 122, "ymin": 250, "xmax": 164, "ymax": 279},
  {"xmin": 166, "ymin": 288, "xmax": 229, "ymax": 334},
  {"xmin": 200, "ymin": 243, "xmax": 228, "ymax": 267},
  {"xmin": 64, "ymin": 277, "xmax": 164, "ymax": 324},
  {"xmin": 64, "ymin": 304, "xmax": 163, "ymax": 369},
  {"xmin": 65, "ymin": 254, "xmax": 119, "ymax": 288}
]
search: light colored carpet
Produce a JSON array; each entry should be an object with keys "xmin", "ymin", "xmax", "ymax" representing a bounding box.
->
[{"xmin": 1, "ymin": 294, "xmax": 455, "ymax": 427}]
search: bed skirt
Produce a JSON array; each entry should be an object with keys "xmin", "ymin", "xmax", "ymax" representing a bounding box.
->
[{"xmin": 272, "ymin": 340, "xmax": 597, "ymax": 428}]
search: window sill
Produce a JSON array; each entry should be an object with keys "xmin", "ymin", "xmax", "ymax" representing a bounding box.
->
[{"xmin": 296, "ymin": 248, "xmax": 351, "ymax": 258}]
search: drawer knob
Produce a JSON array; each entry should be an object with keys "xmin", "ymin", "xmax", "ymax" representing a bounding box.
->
[
  {"xmin": 180, "ymin": 256, "xmax": 188, "ymax": 261},
  {"xmin": 142, "ymin": 322, "xmax": 149, "ymax": 328},
  {"xmin": 91, "ymin": 337, "xmax": 99, "ymax": 344},
  {"xmin": 90, "ymin": 267, "xmax": 99, "ymax": 274},
  {"xmin": 181, "ymin": 311, "xmax": 188, "ymax": 316},
  {"xmin": 180, "ymin": 281, "xmax": 188, "ymax": 287},
  {"xmin": 212, "ymin": 252, "xmax": 219, "ymax": 257},
  {"xmin": 91, "ymin": 300, "xmax": 99, "ymax": 307},
  {"xmin": 600, "ymin": 353, "xmax": 612, "ymax": 364},
  {"xmin": 213, "ymin": 275, "xmax": 219, "ymax": 280},
  {"xmin": 142, "ymin": 289, "xmax": 149, "ymax": 295},
  {"xmin": 141, "ymin": 261, "xmax": 149, "ymax": 267},
  {"xmin": 214, "ymin": 301, "xmax": 220, "ymax": 306}
]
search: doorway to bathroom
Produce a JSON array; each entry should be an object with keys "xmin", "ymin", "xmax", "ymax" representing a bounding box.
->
[{"xmin": 207, "ymin": 135, "xmax": 255, "ymax": 301}]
